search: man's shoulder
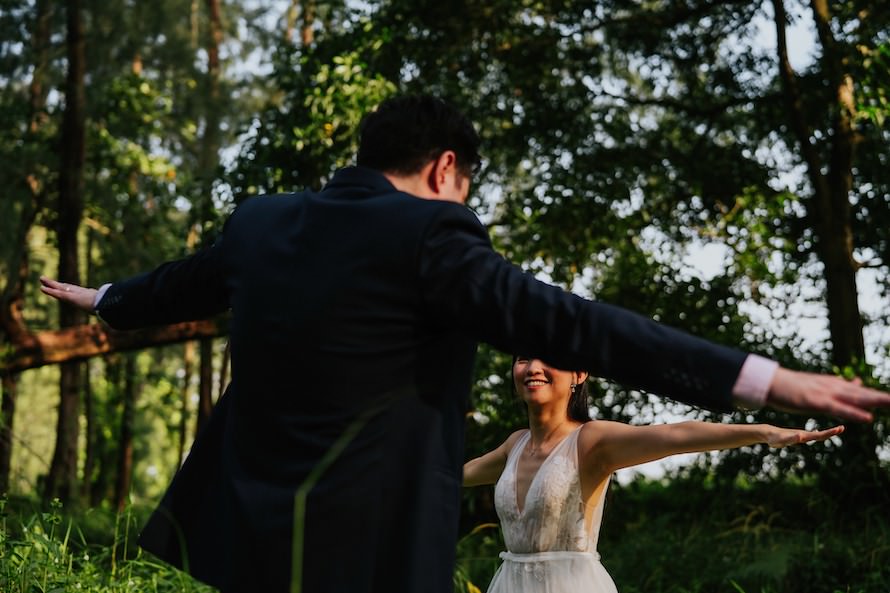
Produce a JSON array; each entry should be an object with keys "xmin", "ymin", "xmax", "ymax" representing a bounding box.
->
[
  {"xmin": 235, "ymin": 191, "xmax": 310, "ymax": 209},
  {"xmin": 377, "ymin": 191, "xmax": 474, "ymax": 214},
  {"xmin": 227, "ymin": 191, "xmax": 310, "ymax": 219},
  {"xmin": 229, "ymin": 184, "xmax": 483, "ymax": 237}
]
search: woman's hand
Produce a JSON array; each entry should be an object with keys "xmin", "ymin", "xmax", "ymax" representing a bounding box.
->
[{"xmin": 764, "ymin": 424, "xmax": 844, "ymax": 448}]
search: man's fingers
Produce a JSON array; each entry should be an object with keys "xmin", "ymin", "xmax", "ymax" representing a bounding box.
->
[
  {"xmin": 855, "ymin": 386, "xmax": 890, "ymax": 408},
  {"xmin": 826, "ymin": 399, "xmax": 873, "ymax": 423},
  {"xmin": 38, "ymin": 276, "xmax": 97, "ymax": 310},
  {"xmin": 40, "ymin": 276, "xmax": 61, "ymax": 291},
  {"xmin": 832, "ymin": 385, "xmax": 890, "ymax": 418},
  {"xmin": 803, "ymin": 380, "xmax": 879, "ymax": 421},
  {"xmin": 40, "ymin": 284, "xmax": 72, "ymax": 298},
  {"xmin": 40, "ymin": 276, "xmax": 75, "ymax": 295},
  {"xmin": 40, "ymin": 284, "xmax": 67, "ymax": 298},
  {"xmin": 767, "ymin": 368, "xmax": 890, "ymax": 421},
  {"xmin": 40, "ymin": 276, "xmax": 68, "ymax": 289}
]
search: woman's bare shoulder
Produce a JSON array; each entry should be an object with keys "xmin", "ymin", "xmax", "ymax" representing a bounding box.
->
[
  {"xmin": 578, "ymin": 419, "xmax": 629, "ymax": 452},
  {"xmin": 579, "ymin": 419, "xmax": 625, "ymax": 436}
]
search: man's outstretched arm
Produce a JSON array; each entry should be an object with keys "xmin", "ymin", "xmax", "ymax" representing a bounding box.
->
[
  {"xmin": 39, "ymin": 235, "xmax": 230, "ymax": 330},
  {"xmin": 418, "ymin": 203, "xmax": 890, "ymax": 423}
]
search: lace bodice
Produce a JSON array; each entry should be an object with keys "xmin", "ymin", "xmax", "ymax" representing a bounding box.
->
[{"xmin": 494, "ymin": 427, "xmax": 609, "ymax": 555}]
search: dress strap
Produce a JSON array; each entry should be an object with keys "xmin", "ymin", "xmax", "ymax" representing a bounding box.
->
[{"xmin": 506, "ymin": 430, "xmax": 531, "ymax": 462}]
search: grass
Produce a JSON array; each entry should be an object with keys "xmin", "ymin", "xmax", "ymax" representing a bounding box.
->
[
  {"xmin": 3, "ymin": 475, "xmax": 888, "ymax": 593},
  {"xmin": 0, "ymin": 495, "xmax": 213, "ymax": 593}
]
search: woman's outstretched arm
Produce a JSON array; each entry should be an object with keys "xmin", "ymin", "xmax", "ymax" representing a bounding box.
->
[
  {"xmin": 579, "ymin": 420, "xmax": 844, "ymax": 483},
  {"xmin": 463, "ymin": 430, "xmax": 527, "ymax": 487}
]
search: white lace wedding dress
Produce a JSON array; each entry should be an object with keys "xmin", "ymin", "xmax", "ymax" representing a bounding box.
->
[{"xmin": 488, "ymin": 427, "xmax": 618, "ymax": 593}]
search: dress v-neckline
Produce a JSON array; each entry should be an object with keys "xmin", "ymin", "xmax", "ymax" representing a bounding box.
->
[{"xmin": 513, "ymin": 426, "xmax": 581, "ymax": 516}]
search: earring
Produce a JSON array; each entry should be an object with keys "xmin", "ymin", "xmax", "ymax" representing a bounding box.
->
[{"xmin": 570, "ymin": 383, "xmax": 577, "ymax": 396}]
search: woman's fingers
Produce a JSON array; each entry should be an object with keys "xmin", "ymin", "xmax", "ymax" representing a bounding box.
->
[{"xmin": 771, "ymin": 425, "xmax": 844, "ymax": 447}]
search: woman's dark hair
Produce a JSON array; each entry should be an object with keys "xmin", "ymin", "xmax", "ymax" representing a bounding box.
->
[
  {"xmin": 357, "ymin": 94, "xmax": 481, "ymax": 179},
  {"xmin": 567, "ymin": 380, "xmax": 592, "ymax": 422},
  {"xmin": 513, "ymin": 356, "xmax": 592, "ymax": 422}
]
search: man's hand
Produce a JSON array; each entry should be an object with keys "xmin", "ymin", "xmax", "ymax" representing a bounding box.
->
[
  {"xmin": 39, "ymin": 276, "xmax": 98, "ymax": 312},
  {"xmin": 767, "ymin": 367, "xmax": 890, "ymax": 422}
]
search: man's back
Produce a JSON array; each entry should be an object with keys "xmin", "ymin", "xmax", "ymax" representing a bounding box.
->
[{"xmin": 129, "ymin": 166, "xmax": 479, "ymax": 592}]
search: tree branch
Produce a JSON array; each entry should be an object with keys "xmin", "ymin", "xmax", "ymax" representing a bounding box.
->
[
  {"xmin": 600, "ymin": 88, "xmax": 778, "ymax": 118},
  {"xmin": 1, "ymin": 318, "xmax": 229, "ymax": 375}
]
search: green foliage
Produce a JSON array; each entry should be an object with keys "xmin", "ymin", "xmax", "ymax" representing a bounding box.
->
[
  {"xmin": 0, "ymin": 496, "xmax": 213, "ymax": 593},
  {"xmin": 230, "ymin": 28, "xmax": 397, "ymax": 196},
  {"xmin": 600, "ymin": 474, "xmax": 890, "ymax": 593},
  {"xmin": 453, "ymin": 522, "xmax": 503, "ymax": 593}
]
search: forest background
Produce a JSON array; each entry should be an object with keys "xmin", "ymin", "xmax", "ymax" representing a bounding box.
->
[{"xmin": 0, "ymin": 1, "xmax": 888, "ymax": 592}]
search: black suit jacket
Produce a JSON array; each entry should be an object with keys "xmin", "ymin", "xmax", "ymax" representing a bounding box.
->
[{"xmin": 97, "ymin": 166, "xmax": 746, "ymax": 592}]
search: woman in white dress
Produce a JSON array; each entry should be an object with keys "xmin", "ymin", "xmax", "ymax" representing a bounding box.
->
[{"xmin": 463, "ymin": 357, "xmax": 844, "ymax": 593}]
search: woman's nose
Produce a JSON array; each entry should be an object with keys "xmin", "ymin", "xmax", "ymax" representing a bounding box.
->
[{"xmin": 526, "ymin": 359, "xmax": 545, "ymax": 372}]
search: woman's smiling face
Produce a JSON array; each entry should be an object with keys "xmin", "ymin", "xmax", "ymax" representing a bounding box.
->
[{"xmin": 512, "ymin": 357, "xmax": 578, "ymax": 409}]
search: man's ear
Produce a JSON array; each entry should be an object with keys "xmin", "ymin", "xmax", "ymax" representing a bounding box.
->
[{"xmin": 427, "ymin": 150, "xmax": 458, "ymax": 195}]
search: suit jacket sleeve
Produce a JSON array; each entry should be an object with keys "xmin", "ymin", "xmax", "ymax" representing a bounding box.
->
[
  {"xmin": 96, "ymin": 231, "xmax": 230, "ymax": 331},
  {"xmin": 417, "ymin": 203, "xmax": 747, "ymax": 412}
]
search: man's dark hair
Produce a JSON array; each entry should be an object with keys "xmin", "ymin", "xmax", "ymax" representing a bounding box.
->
[{"xmin": 357, "ymin": 95, "xmax": 481, "ymax": 178}]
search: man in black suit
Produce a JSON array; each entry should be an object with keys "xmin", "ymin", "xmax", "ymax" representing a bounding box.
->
[{"xmin": 41, "ymin": 95, "xmax": 890, "ymax": 593}]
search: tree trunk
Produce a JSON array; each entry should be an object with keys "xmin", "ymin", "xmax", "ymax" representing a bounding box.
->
[
  {"xmin": 90, "ymin": 356, "xmax": 119, "ymax": 506},
  {"xmin": 806, "ymin": 0, "xmax": 865, "ymax": 367},
  {"xmin": 46, "ymin": 0, "xmax": 87, "ymax": 503},
  {"xmin": 0, "ymin": 0, "xmax": 52, "ymax": 491},
  {"xmin": 808, "ymin": 0, "xmax": 881, "ymax": 489},
  {"xmin": 81, "ymin": 359, "xmax": 95, "ymax": 500},
  {"xmin": 187, "ymin": 0, "xmax": 225, "ymax": 439},
  {"xmin": 80, "ymin": 228, "xmax": 95, "ymax": 499},
  {"xmin": 114, "ymin": 354, "xmax": 138, "ymax": 512},
  {"xmin": 773, "ymin": 0, "xmax": 880, "ymax": 490},
  {"xmin": 195, "ymin": 338, "xmax": 214, "ymax": 436},
  {"xmin": 284, "ymin": 0, "xmax": 299, "ymax": 43},
  {"xmin": 283, "ymin": 0, "xmax": 313, "ymax": 46},
  {"xmin": 177, "ymin": 340, "xmax": 195, "ymax": 467},
  {"xmin": 773, "ymin": 0, "xmax": 863, "ymax": 363},
  {"xmin": 0, "ymin": 375, "xmax": 17, "ymax": 494},
  {"xmin": 198, "ymin": 0, "xmax": 222, "ymax": 217},
  {"xmin": 28, "ymin": 0, "xmax": 51, "ymax": 133},
  {"xmin": 301, "ymin": 0, "xmax": 315, "ymax": 46}
]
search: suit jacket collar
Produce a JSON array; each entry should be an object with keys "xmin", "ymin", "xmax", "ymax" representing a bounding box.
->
[{"xmin": 323, "ymin": 166, "xmax": 398, "ymax": 196}]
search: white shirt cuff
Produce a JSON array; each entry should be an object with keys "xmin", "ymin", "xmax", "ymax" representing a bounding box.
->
[
  {"xmin": 731, "ymin": 354, "xmax": 779, "ymax": 410},
  {"xmin": 93, "ymin": 283, "xmax": 111, "ymax": 311}
]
